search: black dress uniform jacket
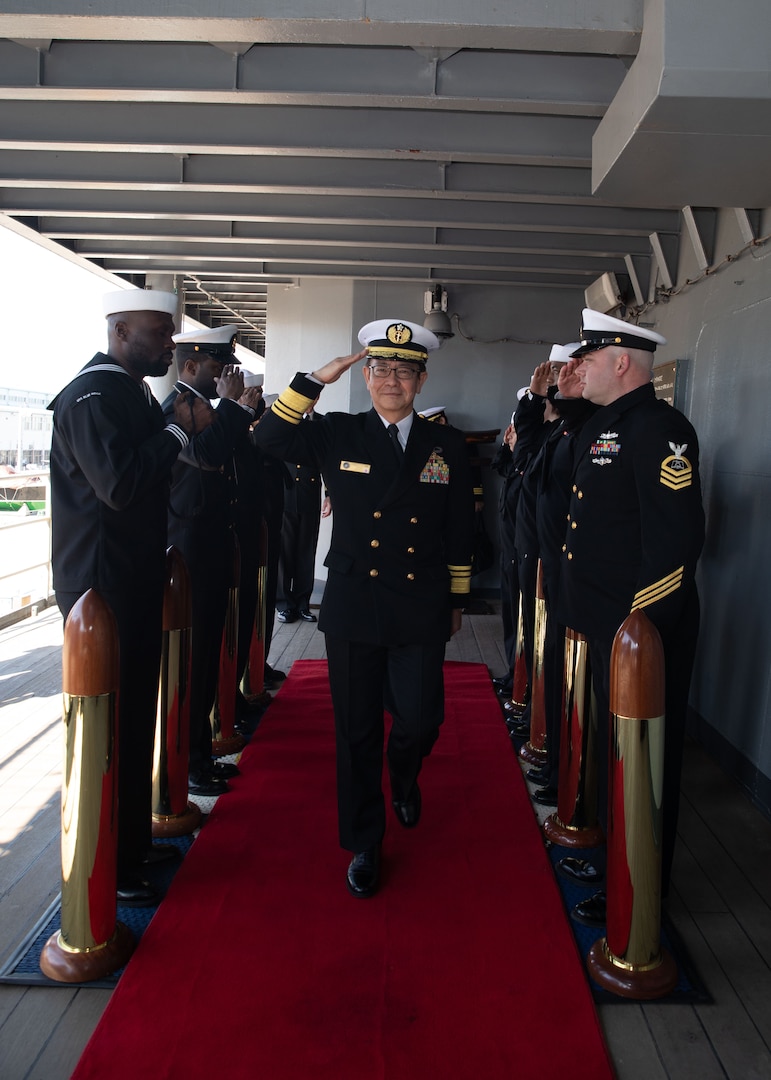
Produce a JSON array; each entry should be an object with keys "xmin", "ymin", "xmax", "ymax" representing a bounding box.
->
[
  {"xmin": 49, "ymin": 353, "xmax": 182, "ymax": 595},
  {"xmin": 254, "ymin": 373, "xmax": 475, "ymax": 645},
  {"xmin": 161, "ymin": 385, "xmax": 254, "ymax": 562},
  {"xmin": 558, "ymin": 382, "xmax": 705, "ymax": 642}
]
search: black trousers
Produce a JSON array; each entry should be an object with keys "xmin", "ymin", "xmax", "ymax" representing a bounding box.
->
[
  {"xmin": 57, "ymin": 585, "xmax": 162, "ymax": 880},
  {"xmin": 187, "ymin": 564, "xmax": 229, "ymax": 776},
  {"xmin": 276, "ymin": 510, "xmax": 320, "ymax": 613},
  {"xmin": 325, "ymin": 635, "xmax": 445, "ymax": 853}
]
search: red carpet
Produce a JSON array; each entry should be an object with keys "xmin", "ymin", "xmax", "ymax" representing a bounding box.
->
[{"xmin": 72, "ymin": 660, "xmax": 613, "ymax": 1080}]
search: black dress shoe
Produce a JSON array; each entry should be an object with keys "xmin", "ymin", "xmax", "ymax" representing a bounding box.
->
[
  {"xmin": 211, "ymin": 760, "xmax": 240, "ymax": 779},
  {"xmin": 346, "ymin": 846, "xmax": 381, "ymax": 898},
  {"xmin": 141, "ymin": 844, "xmax": 180, "ymax": 866},
  {"xmin": 392, "ymin": 784, "xmax": 422, "ymax": 828},
  {"xmin": 298, "ymin": 608, "xmax": 317, "ymax": 622},
  {"xmin": 532, "ymin": 786, "xmax": 558, "ymax": 807},
  {"xmin": 509, "ymin": 720, "xmax": 530, "ymax": 739},
  {"xmin": 188, "ymin": 773, "xmax": 228, "ymax": 796},
  {"xmin": 556, "ymin": 857, "xmax": 603, "ymax": 886},
  {"xmin": 276, "ymin": 609, "xmax": 297, "ymax": 623},
  {"xmin": 492, "ymin": 676, "xmax": 513, "ymax": 694},
  {"xmin": 117, "ymin": 877, "xmax": 159, "ymax": 907},
  {"xmin": 264, "ymin": 664, "xmax": 287, "ymax": 682},
  {"xmin": 571, "ymin": 891, "xmax": 607, "ymax": 927},
  {"xmin": 526, "ymin": 766, "xmax": 550, "ymax": 784}
]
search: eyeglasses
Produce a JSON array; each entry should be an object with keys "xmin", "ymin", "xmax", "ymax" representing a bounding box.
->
[{"xmin": 368, "ymin": 363, "xmax": 421, "ymax": 381}]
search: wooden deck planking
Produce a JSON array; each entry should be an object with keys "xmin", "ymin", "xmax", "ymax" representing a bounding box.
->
[{"xmin": 1, "ymin": 604, "xmax": 771, "ymax": 1079}]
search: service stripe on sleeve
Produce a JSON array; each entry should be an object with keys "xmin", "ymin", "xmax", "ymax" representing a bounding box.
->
[
  {"xmin": 272, "ymin": 387, "xmax": 313, "ymax": 425},
  {"xmin": 632, "ymin": 566, "xmax": 684, "ymax": 610},
  {"xmin": 449, "ymin": 563, "xmax": 473, "ymax": 595}
]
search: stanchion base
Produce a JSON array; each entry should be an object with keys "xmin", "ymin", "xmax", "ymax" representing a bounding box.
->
[
  {"xmin": 519, "ymin": 740, "xmax": 548, "ymax": 766},
  {"xmin": 211, "ymin": 734, "xmax": 246, "ymax": 757},
  {"xmin": 152, "ymin": 801, "xmax": 202, "ymax": 837},
  {"xmin": 502, "ymin": 699, "xmax": 525, "ymax": 719},
  {"xmin": 543, "ymin": 813, "xmax": 605, "ymax": 849},
  {"xmin": 587, "ymin": 937, "xmax": 678, "ymax": 1000},
  {"xmin": 40, "ymin": 920, "xmax": 135, "ymax": 984}
]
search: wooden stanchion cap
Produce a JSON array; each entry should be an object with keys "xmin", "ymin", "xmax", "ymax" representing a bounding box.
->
[
  {"xmin": 62, "ymin": 589, "xmax": 120, "ymax": 697},
  {"xmin": 610, "ymin": 609, "xmax": 665, "ymax": 719}
]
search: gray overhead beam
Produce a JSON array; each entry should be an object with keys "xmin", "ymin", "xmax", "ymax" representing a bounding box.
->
[
  {"xmin": 0, "ymin": 41, "xmax": 627, "ymax": 116},
  {"xmin": 42, "ymin": 223, "xmax": 655, "ymax": 261},
  {"xmin": 0, "ymin": 101, "xmax": 596, "ymax": 164},
  {"xmin": 0, "ymin": 3, "xmax": 643, "ymax": 53},
  {"xmin": 3, "ymin": 191, "xmax": 680, "ymax": 235}
]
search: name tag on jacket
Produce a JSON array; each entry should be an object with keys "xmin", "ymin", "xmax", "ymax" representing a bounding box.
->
[{"xmin": 340, "ymin": 460, "xmax": 371, "ymax": 474}]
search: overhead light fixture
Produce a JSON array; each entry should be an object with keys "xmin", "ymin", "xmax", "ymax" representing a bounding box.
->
[{"xmin": 423, "ymin": 284, "xmax": 454, "ymax": 341}]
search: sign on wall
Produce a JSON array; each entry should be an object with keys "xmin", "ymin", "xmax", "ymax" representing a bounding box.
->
[{"xmin": 653, "ymin": 360, "xmax": 679, "ymax": 406}]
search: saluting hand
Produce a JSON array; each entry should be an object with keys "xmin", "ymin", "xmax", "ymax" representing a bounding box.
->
[
  {"xmin": 557, "ymin": 359, "xmax": 584, "ymax": 399},
  {"xmin": 311, "ymin": 349, "xmax": 368, "ymax": 385},
  {"xmin": 239, "ymin": 385, "xmax": 263, "ymax": 410},
  {"xmin": 215, "ymin": 364, "xmax": 245, "ymax": 401},
  {"xmin": 174, "ymin": 391, "xmax": 215, "ymax": 435},
  {"xmin": 529, "ymin": 361, "xmax": 551, "ymax": 398}
]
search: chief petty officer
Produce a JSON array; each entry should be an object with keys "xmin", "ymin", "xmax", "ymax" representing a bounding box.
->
[
  {"xmin": 253, "ymin": 320, "xmax": 475, "ymax": 898},
  {"xmin": 556, "ymin": 309, "xmax": 705, "ymax": 923}
]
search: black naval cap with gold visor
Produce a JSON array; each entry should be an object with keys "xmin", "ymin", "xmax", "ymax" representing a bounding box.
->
[
  {"xmin": 172, "ymin": 323, "xmax": 240, "ymax": 362},
  {"xmin": 358, "ymin": 319, "xmax": 440, "ymax": 369}
]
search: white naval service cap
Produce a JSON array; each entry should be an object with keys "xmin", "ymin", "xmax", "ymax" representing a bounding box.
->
[
  {"xmin": 102, "ymin": 289, "xmax": 178, "ymax": 317},
  {"xmin": 241, "ymin": 368, "xmax": 264, "ymax": 388},
  {"xmin": 418, "ymin": 405, "xmax": 447, "ymax": 422},
  {"xmin": 549, "ymin": 343, "xmax": 582, "ymax": 365},
  {"xmin": 570, "ymin": 309, "xmax": 667, "ymax": 358},
  {"xmin": 358, "ymin": 319, "xmax": 439, "ymax": 367},
  {"xmin": 172, "ymin": 323, "xmax": 240, "ymax": 361}
]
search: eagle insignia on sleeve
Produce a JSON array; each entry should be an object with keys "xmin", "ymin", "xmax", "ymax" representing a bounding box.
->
[{"xmin": 660, "ymin": 442, "xmax": 693, "ymax": 490}]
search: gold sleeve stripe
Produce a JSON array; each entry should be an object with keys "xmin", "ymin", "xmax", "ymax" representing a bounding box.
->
[
  {"xmin": 272, "ymin": 386, "xmax": 313, "ymax": 425},
  {"xmin": 632, "ymin": 566, "xmax": 684, "ymax": 610},
  {"xmin": 449, "ymin": 564, "xmax": 473, "ymax": 595}
]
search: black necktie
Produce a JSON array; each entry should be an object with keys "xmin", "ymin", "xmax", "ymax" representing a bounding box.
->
[{"xmin": 387, "ymin": 423, "xmax": 404, "ymax": 463}]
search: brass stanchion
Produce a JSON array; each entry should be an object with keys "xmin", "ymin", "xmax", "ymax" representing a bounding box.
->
[
  {"xmin": 210, "ymin": 530, "xmax": 246, "ymax": 757},
  {"xmin": 519, "ymin": 559, "xmax": 548, "ymax": 766},
  {"xmin": 543, "ymin": 628, "xmax": 604, "ymax": 847},
  {"xmin": 152, "ymin": 547, "xmax": 202, "ymax": 838},
  {"xmin": 240, "ymin": 519, "xmax": 270, "ymax": 703},
  {"xmin": 40, "ymin": 590, "xmax": 135, "ymax": 983},
  {"xmin": 502, "ymin": 594, "xmax": 528, "ymax": 721},
  {"xmin": 587, "ymin": 609, "xmax": 677, "ymax": 999}
]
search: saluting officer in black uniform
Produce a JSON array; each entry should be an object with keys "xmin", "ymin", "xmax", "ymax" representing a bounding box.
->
[
  {"xmin": 557, "ymin": 309, "xmax": 705, "ymax": 924},
  {"xmin": 49, "ymin": 289, "xmax": 214, "ymax": 906},
  {"xmin": 254, "ymin": 320, "xmax": 475, "ymax": 898},
  {"xmin": 162, "ymin": 325, "xmax": 261, "ymax": 796},
  {"xmin": 276, "ymin": 401, "xmax": 323, "ymax": 624}
]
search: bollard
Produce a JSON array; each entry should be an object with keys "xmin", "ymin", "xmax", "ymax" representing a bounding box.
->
[
  {"xmin": 40, "ymin": 590, "xmax": 135, "ymax": 983},
  {"xmin": 152, "ymin": 548, "xmax": 202, "ymax": 838},
  {"xmin": 587, "ymin": 609, "xmax": 677, "ymax": 999},
  {"xmin": 210, "ymin": 530, "xmax": 246, "ymax": 757},
  {"xmin": 241, "ymin": 519, "xmax": 270, "ymax": 703},
  {"xmin": 502, "ymin": 593, "xmax": 529, "ymax": 722},
  {"xmin": 543, "ymin": 628, "xmax": 604, "ymax": 848},
  {"xmin": 519, "ymin": 559, "xmax": 548, "ymax": 766}
]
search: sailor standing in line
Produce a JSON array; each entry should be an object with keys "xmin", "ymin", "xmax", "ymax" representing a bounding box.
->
[
  {"xmin": 557, "ymin": 309, "xmax": 705, "ymax": 923},
  {"xmin": 253, "ymin": 320, "xmax": 475, "ymax": 898},
  {"xmin": 162, "ymin": 325, "xmax": 261, "ymax": 796},
  {"xmin": 49, "ymin": 289, "xmax": 214, "ymax": 906}
]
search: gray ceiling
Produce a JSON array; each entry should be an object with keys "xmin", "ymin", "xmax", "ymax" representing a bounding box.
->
[{"xmin": 0, "ymin": 2, "xmax": 767, "ymax": 354}]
